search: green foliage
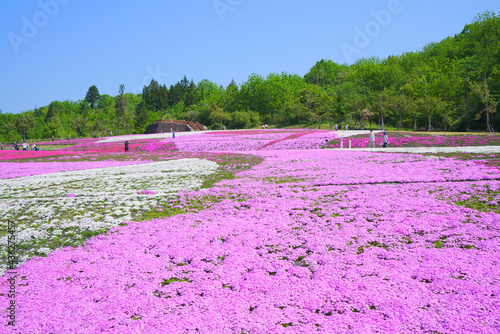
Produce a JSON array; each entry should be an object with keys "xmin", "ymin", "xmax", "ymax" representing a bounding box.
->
[
  {"xmin": 296, "ymin": 84, "xmax": 335, "ymax": 128},
  {"xmin": 72, "ymin": 117, "xmax": 88, "ymax": 137},
  {"xmin": 209, "ymin": 103, "xmax": 232, "ymax": 130},
  {"xmin": 231, "ymin": 109, "xmax": 260, "ymax": 129},
  {"xmin": 45, "ymin": 101, "xmax": 63, "ymax": 122},
  {"xmin": 14, "ymin": 112, "xmax": 35, "ymax": 141},
  {"xmin": 304, "ymin": 59, "xmax": 347, "ymax": 87}
]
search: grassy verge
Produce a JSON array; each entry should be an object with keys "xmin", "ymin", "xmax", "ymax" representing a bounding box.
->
[
  {"xmin": 428, "ymin": 152, "xmax": 500, "ymax": 169},
  {"xmin": 37, "ymin": 144, "xmax": 79, "ymax": 150}
]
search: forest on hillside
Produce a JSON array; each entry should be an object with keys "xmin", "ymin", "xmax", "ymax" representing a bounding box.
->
[{"xmin": 1, "ymin": 11, "xmax": 499, "ymax": 142}]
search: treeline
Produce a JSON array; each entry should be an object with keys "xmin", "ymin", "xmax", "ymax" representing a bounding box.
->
[{"xmin": 1, "ymin": 11, "xmax": 499, "ymax": 142}]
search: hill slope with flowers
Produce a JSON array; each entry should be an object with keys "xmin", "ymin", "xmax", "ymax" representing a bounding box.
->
[{"xmin": 1, "ymin": 130, "xmax": 500, "ymax": 333}]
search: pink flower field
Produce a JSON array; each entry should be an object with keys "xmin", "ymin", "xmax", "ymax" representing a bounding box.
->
[{"xmin": 1, "ymin": 130, "xmax": 500, "ymax": 333}]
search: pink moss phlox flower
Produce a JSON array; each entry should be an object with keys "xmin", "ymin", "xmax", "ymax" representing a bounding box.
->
[
  {"xmin": 263, "ymin": 131, "xmax": 337, "ymax": 150},
  {"xmin": 136, "ymin": 141, "xmax": 177, "ymax": 153},
  {"xmin": 137, "ymin": 190, "xmax": 156, "ymax": 195},
  {"xmin": 0, "ymin": 150, "xmax": 75, "ymax": 161}
]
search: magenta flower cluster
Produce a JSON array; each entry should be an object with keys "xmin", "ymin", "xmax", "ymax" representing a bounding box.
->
[
  {"xmin": 136, "ymin": 141, "xmax": 177, "ymax": 153},
  {"xmin": 0, "ymin": 150, "xmax": 75, "ymax": 161},
  {"xmin": 175, "ymin": 130, "xmax": 336, "ymax": 152},
  {"xmin": 175, "ymin": 132, "xmax": 292, "ymax": 152},
  {"xmin": 327, "ymin": 134, "xmax": 500, "ymax": 149},
  {"xmin": 58, "ymin": 141, "xmax": 144, "ymax": 153},
  {"xmin": 263, "ymin": 131, "xmax": 337, "ymax": 150},
  {"xmin": 259, "ymin": 132, "xmax": 313, "ymax": 150},
  {"xmin": 137, "ymin": 190, "xmax": 156, "ymax": 195}
]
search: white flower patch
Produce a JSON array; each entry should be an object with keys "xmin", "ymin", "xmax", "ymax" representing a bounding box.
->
[{"xmin": 0, "ymin": 158, "xmax": 218, "ymax": 275}]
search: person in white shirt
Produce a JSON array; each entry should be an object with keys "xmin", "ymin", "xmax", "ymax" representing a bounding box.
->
[
  {"xmin": 383, "ymin": 132, "xmax": 389, "ymax": 148},
  {"xmin": 368, "ymin": 130, "xmax": 375, "ymax": 148}
]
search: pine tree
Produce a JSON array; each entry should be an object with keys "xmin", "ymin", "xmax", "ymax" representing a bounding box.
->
[
  {"xmin": 134, "ymin": 99, "xmax": 150, "ymax": 133},
  {"xmin": 116, "ymin": 84, "xmax": 127, "ymax": 118},
  {"xmin": 85, "ymin": 85, "xmax": 100, "ymax": 109}
]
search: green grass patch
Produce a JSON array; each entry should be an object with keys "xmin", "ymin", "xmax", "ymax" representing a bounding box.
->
[{"xmin": 265, "ymin": 176, "xmax": 306, "ymax": 184}]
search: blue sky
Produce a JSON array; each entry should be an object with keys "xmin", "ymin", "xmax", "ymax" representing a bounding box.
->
[{"xmin": 1, "ymin": 0, "xmax": 499, "ymax": 114}]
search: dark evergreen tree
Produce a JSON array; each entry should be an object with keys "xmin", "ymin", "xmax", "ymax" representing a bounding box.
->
[
  {"xmin": 142, "ymin": 79, "xmax": 170, "ymax": 111},
  {"xmin": 134, "ymin": 99, "xmax": 150, "ymax": 133},
  {"xmin": 85, "ymin": 85, "xmax": 100, "ymax": 109},
  {"xmin": 180, "ymin": 76, "xmax": 189, "ymax": 90},
  {"xmin": 184, "ymin": 79, "xmax": 197, "ymax": 107},
  {"xmin": 116, "ymin": 84, "xmax": 126, "ymax": 118},
  {"xmin": 159, "ymin": 84, "xmax": 169, "ymax": 110},
  {"xmin": 169, "ymin": 82, "xmax": 184, "ymax": 106}
]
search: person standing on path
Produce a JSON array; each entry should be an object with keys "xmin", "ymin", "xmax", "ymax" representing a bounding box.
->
[
  {"xmin": 383, "ymin": 132, "xmax": 389, "ymax": 148},
  {"xmin": 172, "ymin": 130, "xmax": 176, "ymax": 139},
  {"xmin": 368, "ymin": 130, "xmax": 375, "ymax": 148},
  {"xmin": 124, "ymin": 140, "xmax": 129, "ymax": 152}
]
